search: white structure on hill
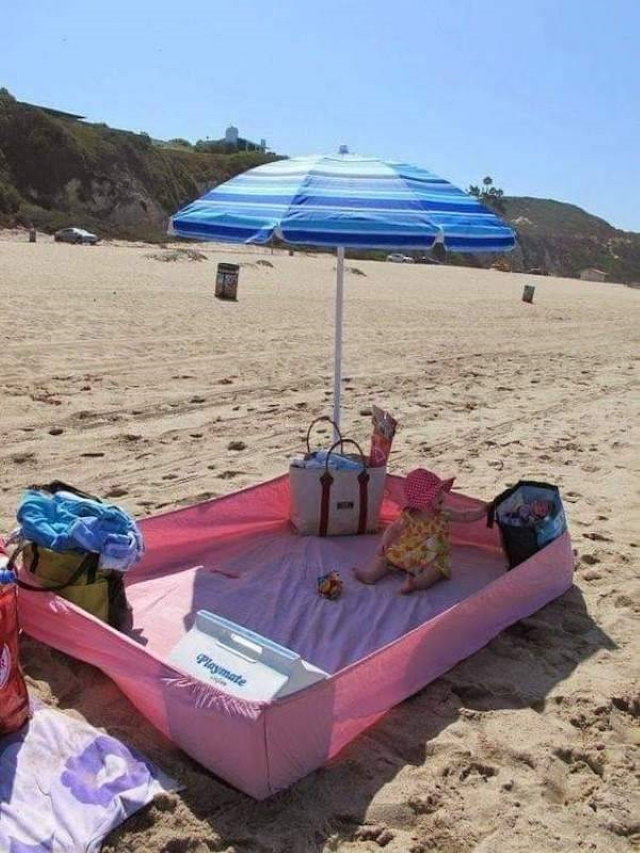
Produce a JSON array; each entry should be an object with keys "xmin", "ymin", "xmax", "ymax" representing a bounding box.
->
[
  {"xmin": 223, "ymin": 125, "xmax": 266, "ymax": 152},
  {"xmin": 580, "ymin": 268, "xmax": 607, "ymax": 282},
  {"xmin": 225, "ymin": 125, "xmax": 239, "ymax": 145}
]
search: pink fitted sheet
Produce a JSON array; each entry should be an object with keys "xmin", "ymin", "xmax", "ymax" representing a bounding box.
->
[
  {"xmin": 127, "ymin": 533, "xmax": 506, "ymax": 673},
  {"xmin": 16, "ymin": 474, "xmax": 574, "ymax": 798}
]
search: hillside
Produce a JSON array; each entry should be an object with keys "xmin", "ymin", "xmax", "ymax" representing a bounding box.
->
[
  {"xmin": 502, "ymin": 197, "xmax": 640, "ymax": 282},
  {"xmin": 1, "ymin": 89, "xmax": 639, "ymax": 280},
  {"xmin": 0, "ymin": 88, "xmax": 278, "ymax": 241}
]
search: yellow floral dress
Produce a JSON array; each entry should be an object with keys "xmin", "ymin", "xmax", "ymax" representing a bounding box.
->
[{"xmin": 384, "ymin": 510, "xmax": 451, "ymax": 578}]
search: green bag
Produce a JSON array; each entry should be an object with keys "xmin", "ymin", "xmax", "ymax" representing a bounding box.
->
[
  {"xmin": 14, "ymin": 542, "xmax": 132, "ymax": 630},
  {"xmin": 10, "ymin": 480, "xmax": 133, "ymax": 631}
]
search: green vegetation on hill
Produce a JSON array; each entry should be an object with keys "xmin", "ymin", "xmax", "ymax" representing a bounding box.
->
[
  {"xmin": 0, "ymin": 88, "xmax": 278, "ymax": 240},
  {"xmin": 503, "ymin": 197, "xmax": 640, "ymax": 282}
]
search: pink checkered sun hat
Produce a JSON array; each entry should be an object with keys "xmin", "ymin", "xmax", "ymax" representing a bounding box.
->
[{"xmin": 404, "ymin": 468, "xmax": 455, "ymax": 511}]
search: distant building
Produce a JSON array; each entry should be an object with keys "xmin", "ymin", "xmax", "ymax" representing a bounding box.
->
[
  {"xmin": 222, "ymin": 125, "xmax": 266, "ymax": 152},
  {"xmin": 580, "ymin": 268, "xmax": 607, "ymax": 282},
  {"xmin": 225, "ymin": 125, "xmax": 239, "ymax": 146}
]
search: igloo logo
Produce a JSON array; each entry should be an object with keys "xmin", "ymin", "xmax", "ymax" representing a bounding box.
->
[{"xmin": 0, "ymin": 644, "xmax": 11, "ymax": 689}]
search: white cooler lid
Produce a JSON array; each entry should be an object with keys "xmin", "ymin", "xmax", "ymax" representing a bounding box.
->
[{"xmin": 168, "ymin": 610, "xmax": 328, "ymax": 703}]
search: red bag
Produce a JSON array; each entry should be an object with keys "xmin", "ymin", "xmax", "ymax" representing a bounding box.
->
[{"xmin": 0, "ymin": 558, "xmax": 30, "ymax": 734}]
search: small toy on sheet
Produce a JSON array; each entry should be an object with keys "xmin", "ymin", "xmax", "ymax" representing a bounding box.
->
[{"xmin": 317, "ymin": 571, "xmax": 343, "ymax": 600}]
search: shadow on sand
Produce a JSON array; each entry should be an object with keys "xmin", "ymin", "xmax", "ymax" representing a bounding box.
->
[{"xmin": 20, "ymin": 583, "xmax": 615, "ymax": 853}]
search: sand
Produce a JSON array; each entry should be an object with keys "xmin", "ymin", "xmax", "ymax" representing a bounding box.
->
[{"xmin": 1, "ymin": 230, "xmax": 638, "ymax": 852}]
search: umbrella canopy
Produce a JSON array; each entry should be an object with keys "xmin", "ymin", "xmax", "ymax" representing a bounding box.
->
[
  {"xmin": 169, "ymin": 153, "xmax": 516, "ymax": 253},
  {"xmin": 169, "ymin": 152, "xmax": 516, "ymax": 436}
]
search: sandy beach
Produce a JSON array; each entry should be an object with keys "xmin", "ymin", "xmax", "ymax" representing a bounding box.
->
[{"xmin": 1, "ymin": 232, "xmax": 638, "ymax": 852}]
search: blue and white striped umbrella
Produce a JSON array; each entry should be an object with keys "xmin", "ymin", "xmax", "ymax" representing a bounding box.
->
[
  {"xmin": 169, "ymin": 152, "xmax": 516, "ymax": 433},
  {"xmin": 169, "ymin": 153, "xmax": 516, "ymax": 253}
]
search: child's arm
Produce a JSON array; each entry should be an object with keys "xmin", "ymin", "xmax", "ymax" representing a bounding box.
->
[
  {"xmin": 444, "ymin": 502, "xmax": 487, "ymax": 524},
  {"xmin": 376, "ymin": 517, "xmax": 405, "ymax": 554}
]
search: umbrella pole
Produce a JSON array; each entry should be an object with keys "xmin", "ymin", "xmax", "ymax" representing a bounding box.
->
[{"xmin": 332, "ymin": 246, "xmax": 345, "ymax": 442}]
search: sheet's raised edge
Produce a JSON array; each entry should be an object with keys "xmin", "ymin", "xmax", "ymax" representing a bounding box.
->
[{"xmin": 263, "ymin": 531, "xmax": 575, "ymax": 794}]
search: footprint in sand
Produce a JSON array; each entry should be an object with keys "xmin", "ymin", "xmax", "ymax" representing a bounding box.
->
[
  {"xmin": 613, "ymin": 594, "xmax": 635, "ymax": 610},
  {"xmin": 553, "ymin": 746, "xmax": 605, "ymax": 777},
  {"xmin": 193, "ymin": 491, "xmax": 216, "ymax": 502},
  {"xmin": 459, "ymin": 761, "xmax": 498, "ymax": 782},
  {"xmin": 106, "ymin": 486, "xmax": 128, "ymax": 498},
  {"xmin": 12, "ymin": 452, "xmax": 36, "ymax": 464}
]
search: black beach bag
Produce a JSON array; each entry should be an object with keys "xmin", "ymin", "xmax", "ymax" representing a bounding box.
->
[{"xmin": 487, "ymin": 480, "xmax": 567, "ymax": 569}]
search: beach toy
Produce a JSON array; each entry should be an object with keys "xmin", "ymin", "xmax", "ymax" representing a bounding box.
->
[{"xmin": 317, "ymin": 571, "xmax": 343, "ymax": 600}]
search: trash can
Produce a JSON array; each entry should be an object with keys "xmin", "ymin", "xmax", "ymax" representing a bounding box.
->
[
  {"xmin": 215, "ymin": 263, "xmax": 239, "ymax": 300},
  {"xmin": 522, "ymin": 284, "xmax": 535, "ymax": 303},
  {"xmin": 29, "ymin": 228, "xmax": 36, "ymax": 243}
]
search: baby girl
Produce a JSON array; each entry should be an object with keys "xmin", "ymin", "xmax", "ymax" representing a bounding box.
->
[{"xmin": 355, "ymin": 468, "xmax": 486, "ymax": 593}]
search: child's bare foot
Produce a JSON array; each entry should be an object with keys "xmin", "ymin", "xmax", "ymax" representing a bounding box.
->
[{"xmin": 401, "ymin": 566, "xmax": 445, "ymax": 593}]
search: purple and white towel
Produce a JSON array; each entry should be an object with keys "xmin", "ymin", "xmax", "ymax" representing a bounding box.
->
[{"xmin": 0, "ymin": 702, "xmax": 178, "ymax": 852}]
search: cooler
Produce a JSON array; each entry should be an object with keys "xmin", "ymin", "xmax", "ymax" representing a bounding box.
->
[{"xmin": 168, "ymin": 611, "xmax": 329, "ymax": 703}]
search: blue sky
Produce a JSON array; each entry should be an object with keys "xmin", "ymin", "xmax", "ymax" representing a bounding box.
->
[{"xmin": 2, "ymin": 0, "xmax": 639, "ymax": 230}]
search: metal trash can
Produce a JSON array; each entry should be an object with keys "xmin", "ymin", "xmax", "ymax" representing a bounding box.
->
[
  {"xmin": 215, "ymin": 263, "xmax": 239, "ymax": 300},
  {"xmin": 522, "ymin": 284, "xmax": 535, "ymax": 304},
  {"xmin": 29, "ymin": 227, "xmax": 36, "ymax": 243}
]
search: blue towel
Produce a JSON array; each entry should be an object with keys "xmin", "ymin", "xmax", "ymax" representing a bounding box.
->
[
  {"xmin": 17, "ymin": 490, "xmax": 144, "ymax": 572},
  {"xmin": 303, "ymin": 450, "xmax": 363, "ymax": 470}
]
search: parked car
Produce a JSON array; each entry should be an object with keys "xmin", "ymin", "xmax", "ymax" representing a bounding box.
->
[
  {"xmin": 386, "ymin": 253, "xmax": 414, "ymax": 263},
  {"xmin": 54, "ymin": 227, "xmax": 99, "ymax": 245}
]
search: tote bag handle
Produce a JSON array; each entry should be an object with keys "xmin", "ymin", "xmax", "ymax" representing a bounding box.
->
[
  {"xmin": 319, "ymin": 439, "xmax": 371, "ymax": 537},
  {"xmin": 305, "ymin": 416, "xmax": 344, "ymax": 455}
]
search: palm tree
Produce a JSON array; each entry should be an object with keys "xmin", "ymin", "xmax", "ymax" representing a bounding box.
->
[{"xmin": 468, "ymin": 176, "xmax": 506, "ymax": 214}]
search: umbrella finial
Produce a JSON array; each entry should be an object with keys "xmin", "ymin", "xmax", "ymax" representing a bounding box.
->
[{"xmin": 338, "ymin": 144, "xmax": 349, "ymax": 155}]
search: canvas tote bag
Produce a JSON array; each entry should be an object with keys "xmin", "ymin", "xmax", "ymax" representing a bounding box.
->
[{"xmin": 289, "ymin": 437, "xmax": 387, "ymax": 536}]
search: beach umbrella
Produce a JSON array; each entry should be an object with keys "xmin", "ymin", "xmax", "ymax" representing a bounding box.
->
[{"xmin": 169, "ymin": 150, "xmax": 516, "ymax": 436}]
